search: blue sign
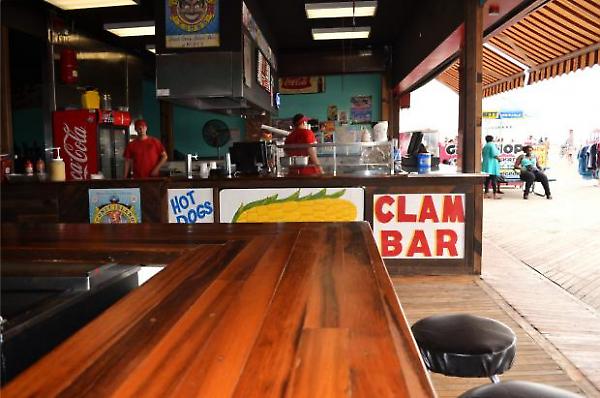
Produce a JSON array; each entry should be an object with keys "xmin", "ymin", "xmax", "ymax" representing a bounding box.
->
[
  {"xmin": 89, "ymin": 188, "xmax": 142, "ymax": 224},
  {"xmin": 165, "ymin": 0, "xmax": 220, "ymax": 48}
]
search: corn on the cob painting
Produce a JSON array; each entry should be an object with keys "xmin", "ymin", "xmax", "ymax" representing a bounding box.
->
[{"xmin": 220, "ymin": 188, "xmax": 364, "ymax": 223}]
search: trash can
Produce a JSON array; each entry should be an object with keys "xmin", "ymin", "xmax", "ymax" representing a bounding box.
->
[{"xmin": 417, "ymin": 153, "xmax": 432, "ymax": 174}]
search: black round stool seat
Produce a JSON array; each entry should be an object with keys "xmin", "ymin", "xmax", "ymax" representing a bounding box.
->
[
  {"xmin": 458, "ymin": 380, "xmax": 584, "ymax": 397},
  {"xmin": 411, "ymin": 314, "xmax": 516, "ymax": 378}
]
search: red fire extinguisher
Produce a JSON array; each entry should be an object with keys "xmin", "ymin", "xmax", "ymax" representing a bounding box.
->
[{"xmin": 60, "ymin": 48, "xmax": 78, "ymax": 84}]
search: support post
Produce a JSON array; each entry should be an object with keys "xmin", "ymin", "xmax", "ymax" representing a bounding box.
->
[
  {"xmin": 457, "ymin": 0, "xmax": 483, "ymax": 173},
  {"xmin": 159, "ymin": 100, "xmax": 174, "ymax": 158}
]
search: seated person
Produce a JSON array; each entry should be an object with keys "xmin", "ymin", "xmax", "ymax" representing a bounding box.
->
[
  {"xmin": 284, "ymin": 114, "xmax": 323, "ymax": 176},
  {"xmin": 514, "ymin": 145, "xmax": 552, "ymax": 199}
]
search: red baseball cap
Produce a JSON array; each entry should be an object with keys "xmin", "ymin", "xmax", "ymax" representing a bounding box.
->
[
  {"xmin": 293, "ymin": 114, "xmax": 311, "ymax": 126},
  {"xmin": 134, "ymin": 119, "xmax": 147, "ymax": 130}
]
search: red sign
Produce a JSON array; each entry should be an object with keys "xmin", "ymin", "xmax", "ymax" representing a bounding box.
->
[{"xmin": 52, "ymin": 110, "xmax": 99, "ymax": 181}]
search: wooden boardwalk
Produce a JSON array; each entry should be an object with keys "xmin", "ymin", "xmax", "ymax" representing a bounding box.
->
[
  {"xmin": 478, "ymin": 159, "xmax": 600, "ymax": 395},
  {"xmin": 483, "ymin": 160, "xmax": 600, "ymax": 311},
  {"xmin": 394, "ymin": 275, "xmax": 596, "ymax": 397}
]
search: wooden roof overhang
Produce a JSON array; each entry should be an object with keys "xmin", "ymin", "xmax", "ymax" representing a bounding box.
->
[{"xmin": 438, "ymin": 0, "xmax": 600, "ymax": 97}]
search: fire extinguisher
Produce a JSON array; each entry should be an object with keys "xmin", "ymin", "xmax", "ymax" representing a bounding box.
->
[{"xmin": 60, "ymin": 48, "xmax": 78, "ymax": 84}]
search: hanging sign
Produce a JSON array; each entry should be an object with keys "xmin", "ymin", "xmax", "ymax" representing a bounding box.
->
[
  {"xmin": 165, "ymin": 0, "xmax": 220, "ymax": 48},
  {"xmin": 373, "ymin": 194, "xmax": 465, "ymax": 259}
]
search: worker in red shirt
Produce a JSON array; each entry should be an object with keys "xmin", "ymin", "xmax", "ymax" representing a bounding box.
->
[
  {"xmin": 285, "ymin": 114, "xmax": 323, "ymax": 176},
  {"xmin": 123, "ymin": 119, "xmax": 168, "ymax": 178}
]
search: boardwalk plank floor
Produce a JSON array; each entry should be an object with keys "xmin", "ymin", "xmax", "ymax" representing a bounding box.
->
[{"xmin": 393, "ymin": 275, "xmax": 592, "ymax": 397}]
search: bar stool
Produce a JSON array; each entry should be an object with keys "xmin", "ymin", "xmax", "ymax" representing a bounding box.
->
[
  {"xmin": 458, "ymin": 380, "xmax": 584, "ymax": 397},
  {"xmin": 411, "ymin": 314, "xmax": 516, "ymax": 383}
]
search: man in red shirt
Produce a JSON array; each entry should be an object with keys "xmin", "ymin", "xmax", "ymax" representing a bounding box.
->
[
  {"xmin": 285, "ymin": 114, "xmax": 323, "ymax": 176},
  {"xmin": 123, "ymin": 119, "xmax": 168, "ymax": 178}
]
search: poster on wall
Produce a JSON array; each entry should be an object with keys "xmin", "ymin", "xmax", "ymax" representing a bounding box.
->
[
  {"xmin": 279, "ymin": 76, "xmax": 325, "ymax": 94},
  {"xmin": 327, "ymin": 105, "xmax": 338, "ymax": 121},
  {"xmin": 350, "ymin": 95, "xmax": 372, "ymax": 123},
  {"xmin": 167, "ymin": 188, "xmax": 214, "ymax": 223},
  {"xmin": 165, "ymin": 0, "xmax": 220, "ymax": 48},
  {"xmin": 220, "ymin": 188, "xmax": 364, "ymax": 223},
  {"xmin": 89, "ymin": 188, "xmax": 141, "ymax": 224},
  {"xmin": 372, "ymin": 194, "xmax": 465, "ymax": 259}
]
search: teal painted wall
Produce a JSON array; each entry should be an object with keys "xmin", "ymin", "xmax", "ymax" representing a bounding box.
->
[
  {"xmin": 278, "ymin": 74, "xmax": 382, "ymax": 122},
  {"xmin": 142, "ymin": 80, "xmax": 246, "ymax": 158},
  {"xmin": 12, "ymin": 107, "xmax": 44, "ymax": 149}
]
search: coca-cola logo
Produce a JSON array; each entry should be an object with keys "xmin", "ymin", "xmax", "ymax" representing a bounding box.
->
[{"xmin": 62, "ymin": 122, "xmax": 89, "ymax": 180}]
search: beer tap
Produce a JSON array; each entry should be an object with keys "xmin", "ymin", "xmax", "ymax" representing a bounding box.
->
[{"xmin": 186, "ymin": 154, "xmax": 198, "ymax": 179}]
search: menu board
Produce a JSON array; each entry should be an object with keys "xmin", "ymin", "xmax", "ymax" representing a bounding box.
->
[{"xmin": 257, "ymin": 50, "xmax": 271, "ymax": 93}]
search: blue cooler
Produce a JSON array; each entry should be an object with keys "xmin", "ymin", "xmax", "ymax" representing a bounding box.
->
[{"xmin": 417, "ymin": 153, "xmax": 432, "ymax": 174}]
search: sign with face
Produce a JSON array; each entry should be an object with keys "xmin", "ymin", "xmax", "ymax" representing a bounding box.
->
[
  {"xmin": 165, "ymin": 0, "xmax": 220, "ymax": 48},
  {"xmin": 89, "ymin": 188, "xmax": 142, "ymax": 224}
]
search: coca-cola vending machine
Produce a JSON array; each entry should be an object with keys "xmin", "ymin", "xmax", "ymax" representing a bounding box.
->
[{"xmin": 52, "ymin": 109, "xmax": 131, "ymax": 180}]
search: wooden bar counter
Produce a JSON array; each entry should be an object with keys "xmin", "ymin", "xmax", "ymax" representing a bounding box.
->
[
  {"xmin": 1, "ymin": 222, "xmax": 435, "ymax": 397},
  {"xmin": 1, "ymin": 172, "xmax": 485, "ymax": 275}
]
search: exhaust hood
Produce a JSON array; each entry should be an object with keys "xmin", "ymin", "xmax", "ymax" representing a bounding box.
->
[{"xmin": 156, "ymin": 51, "xmax": 277, "ymax": 115}]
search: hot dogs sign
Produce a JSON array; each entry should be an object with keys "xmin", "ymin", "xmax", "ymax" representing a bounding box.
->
[{"xmin": 373, "ymin": 194, "xmax": 465, "ymax": 258}]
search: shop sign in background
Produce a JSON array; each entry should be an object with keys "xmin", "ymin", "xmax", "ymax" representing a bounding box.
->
[
  {"xmin": 168, "ymin": 188, "xmax": 214, "ymax": 224},
  {"xmin": 89, "ymin": 188, "xmax": 141, "ymax": 224},
  {"xmin": 373, "ymin": 194, "xmax": 465, "ymax": 259},
  {"xmin": 220, "ymin": 188, "xmax": 364, "ymax": 223},
  {"xmin": 165, "ymin": 0, "xmax": 220, "ymax": 48},
  {"xmin": 498, "ymin": 143, "xmax": 548, "ymax": 180}
]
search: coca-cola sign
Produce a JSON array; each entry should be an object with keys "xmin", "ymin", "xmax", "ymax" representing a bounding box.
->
[
  {"xmin": 52, "ymin": 110, "xmax": 99, "ymax": 181},
  {"xmin": 62, "ymin": 122, "xmax": 89, "ymax": 180}
]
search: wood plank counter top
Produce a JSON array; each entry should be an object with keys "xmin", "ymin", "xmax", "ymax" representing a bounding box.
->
[{"xmin": 1, "ymin": 223, "xmax": 435, "ymax": 397}]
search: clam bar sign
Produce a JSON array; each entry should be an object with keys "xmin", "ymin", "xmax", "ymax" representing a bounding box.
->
[{"xmin": 373, "ymin": 194, "xmax": 465, "ymax": 259}]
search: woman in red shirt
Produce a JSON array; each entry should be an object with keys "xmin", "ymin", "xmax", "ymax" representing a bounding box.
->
[{"xmin": 285, "ymin": 114, "xmax": 323, "ymax": 176}]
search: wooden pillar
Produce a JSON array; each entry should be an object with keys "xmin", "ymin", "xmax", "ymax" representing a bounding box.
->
[
  {"xmin": 457, "ymin": 0, "xmax": 483, "ymax": 173},
  {"xmin": 458, "ymin": 0, "xmax": 483, "ymax": 275},
  {"xmin": 159, "ymin": 100, "xmax": 174, "ymax": 158},
  {"xmin": 381, "ymin": 73, "xmax": 399, "ymax": 140},
  {"xmin": 1, "ymin": 26, "xmax": 13, "ymax": 155}
]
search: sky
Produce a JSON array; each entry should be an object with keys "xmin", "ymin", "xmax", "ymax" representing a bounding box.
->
[{"xmin": 399, "ymin": 65, "xmax": 600, "ymax": 146}]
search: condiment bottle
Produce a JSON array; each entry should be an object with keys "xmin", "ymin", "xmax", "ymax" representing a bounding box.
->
[
  {"xmin": 24, "ymin": 160, "xmax": 33, "ymax": 175},
  {"xmin": 36, "ymin": 158, "xmax": 45, "ymax": 174},
  {"xmin": 46, "ymin": 147, "xmax": 66, "ymax": 182}
]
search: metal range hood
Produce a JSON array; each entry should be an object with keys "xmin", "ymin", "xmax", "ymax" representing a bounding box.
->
[{"xmin": 156, "ymin": 52, "xmax": 276, "ymax": 115}]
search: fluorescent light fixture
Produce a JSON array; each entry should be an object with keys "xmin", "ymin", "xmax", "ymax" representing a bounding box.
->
[
  {"xmin": 44, "ymin": 0, "xmax": 139, "ymax": 10},
  {"xmin": 306, "ymin": 1, "xmax": 377, "ymax": 19},
  {"xmin": 146, "ymin": 45, "xmax": 156, "ymax": 54},
  {"xmin": 104, "ymin": 21, "xmax": 155, "ymax": 37},
  {"xmin": 312, "ymin": 27, "xmax": 370, "ymax": 40}
]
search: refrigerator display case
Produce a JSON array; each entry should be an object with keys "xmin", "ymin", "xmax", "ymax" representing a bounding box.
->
[{"xmin": 52, "ymin": 110, "xmax": 131, "ymax": 180}]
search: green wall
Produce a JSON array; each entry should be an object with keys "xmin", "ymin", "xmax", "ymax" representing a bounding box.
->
[
  {"xmin": 142, "ymin": 80, "xmax": 246, "ymax": 158},
  {"xmin": 278, "ymin": 74, "xmax": 382, "ymax": 122},
  {"xmin": 12, "ymin": 107, "xmax": 44, "ymax": 149}
]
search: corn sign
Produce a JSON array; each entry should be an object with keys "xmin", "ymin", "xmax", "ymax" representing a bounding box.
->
[
  {"xmin": 220, "ymin": 188, "xmax": 364, "ymax": 223},
  {"xmin": 373, "ymin": 194, "xmax": 466, "ymax": 259}
]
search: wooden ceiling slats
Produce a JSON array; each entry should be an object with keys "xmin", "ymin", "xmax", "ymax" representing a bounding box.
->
[
  {"xmin": 548, "ymin": 1, "xmax": 600, "ymax": 36},
  {"xmin": 512, "ymin": 21, "xmax": 578, "ymax": 54},
  {"xmin": 437, "ymin": 0, "xmax": 599, "ymax": 96},
  {"xmin": 521, "ymin": 16, "xmax": 588, "ymax": 49},
  {"xmin": 569, "ymin": 0, "xmax": 600, "ymax": 16}
]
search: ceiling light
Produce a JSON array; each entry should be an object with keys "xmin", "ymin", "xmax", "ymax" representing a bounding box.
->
[
  {"xmin": 312, "ymin": 27, "xmax": 370, "ymax": 40},
  {"xmin": 44, "ymin": 0, "xmax": 139, "ymax": 10},
  {"xmin": 104, "ymin": 21, "xmax": 155, "ymax": 37},
  {"xmin": 306, "ymin": 1, "xmax": 377, "ymax": 19},
  {"xmin": 146, "ymin": 45, "xmax": 156, "ymax": 54}
]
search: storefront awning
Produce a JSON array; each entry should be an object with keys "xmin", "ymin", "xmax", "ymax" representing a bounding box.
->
[{"xmin": 438, "ymin": 0, "xmax": 600, "ymax": 97}]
